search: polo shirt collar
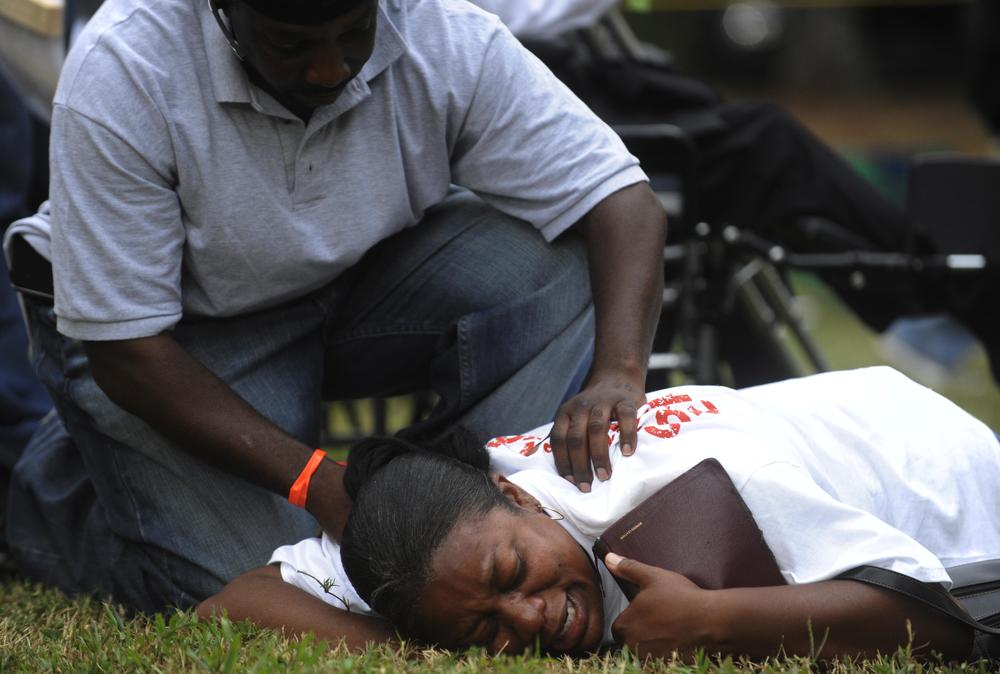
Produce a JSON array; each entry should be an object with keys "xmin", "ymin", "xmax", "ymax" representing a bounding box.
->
[
  {"xmin": 201, "ymin": 1, "xmax": 251, "ymax": 105},
  {"xmin": 200, "ymin": 0, "xmax": 407, "ymax": 109}
]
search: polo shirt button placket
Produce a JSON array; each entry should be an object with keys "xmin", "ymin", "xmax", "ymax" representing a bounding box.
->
[{"xmin": 297, "ymin": 154, "xmax": 315, "ymax": 202}]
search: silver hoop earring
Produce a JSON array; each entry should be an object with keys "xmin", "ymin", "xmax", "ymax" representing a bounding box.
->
[{"xmin": 537, "ymin": 504, "xmax": 565, "ymax": 521}]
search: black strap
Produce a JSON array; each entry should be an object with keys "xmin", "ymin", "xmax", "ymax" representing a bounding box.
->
[{"xmin": 837, "ymin": 566, "xmax": 1000, "ymax": 635}]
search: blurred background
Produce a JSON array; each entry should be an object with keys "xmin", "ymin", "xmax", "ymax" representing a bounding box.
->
[{"xmin": 624, "ymin": 0, "xmax": 986, "ymax": 166}]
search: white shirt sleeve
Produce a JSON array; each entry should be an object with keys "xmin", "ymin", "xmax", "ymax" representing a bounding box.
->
[
  {"xmin": 470, "ymin": 0, "xmax": 621, "ymax": 38},
  {"xmin": 742, "ymin": 462, "xmax": 953, "ymax": 587},
  {"xmin": 267, "ymin": 534, "xmax": 374, "ymax": 615}
]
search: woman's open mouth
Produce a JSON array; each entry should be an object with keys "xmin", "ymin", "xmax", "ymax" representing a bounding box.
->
[{"xmin": 551, "ymin": 590, "xmax": 586, "ymax": 653}]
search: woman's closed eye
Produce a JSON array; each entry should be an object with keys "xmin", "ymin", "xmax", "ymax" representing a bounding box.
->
[
  {"xmin": 465, "ymin": 549, "xmax": 528, "ymax": 648},
  {"xmin": 507, "ymin": 549, "xmax": 526, "ymax": 591},
  {"xmin": 491, "ymin": 550, "xmax": 533, "ymax": 648}
]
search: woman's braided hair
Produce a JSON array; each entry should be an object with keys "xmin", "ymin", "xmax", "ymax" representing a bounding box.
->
[{"xmin": 340, "ymin": 426, "xmax": 516, "ymax": 637}]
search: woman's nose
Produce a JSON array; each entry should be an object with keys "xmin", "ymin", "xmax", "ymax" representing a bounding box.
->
[{"xmin": 499, "ymin": 594, "xmax": 546, "ymax": 644}]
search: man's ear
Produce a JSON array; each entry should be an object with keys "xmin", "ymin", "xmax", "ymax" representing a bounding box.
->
[{"xmin": 492, "ymin": 474, "xmax": 542, "ymax": 512}]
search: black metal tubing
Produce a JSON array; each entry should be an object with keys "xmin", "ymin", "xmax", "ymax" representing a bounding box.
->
[
  {"xmin": 613, "ymin": 123, "xmax": 699, "ymax": 238},
  {"xmin": 725, "ymin": 225, "xmax": 989, "ymax": 274}
]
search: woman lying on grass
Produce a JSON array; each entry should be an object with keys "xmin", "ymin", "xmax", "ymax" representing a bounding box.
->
[{"xmin": 198, "ymin": 367, "xmax": 1000, "ymax": 662}]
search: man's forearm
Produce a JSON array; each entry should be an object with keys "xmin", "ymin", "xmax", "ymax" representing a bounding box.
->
[
  {"xmin": 579, "ymin": 182, "xmax": 666, "ymax": 382},
  {"xmin": 84, "ymin": 334, "xmax": 351, "ymax": 537},
  {"xmin": 547, "ymin": 182, "xmax": 666, "ymax": 487}
]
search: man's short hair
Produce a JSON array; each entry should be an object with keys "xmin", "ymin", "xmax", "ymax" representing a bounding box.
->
[{"xmin": 238, "ymin": 0, "xmax": 372, "ymax": 24}]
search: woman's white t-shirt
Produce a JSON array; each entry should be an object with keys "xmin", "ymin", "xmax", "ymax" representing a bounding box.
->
[{"xmin": 269, "ymin": 366, "xmax": 1000, "ymax": 644}]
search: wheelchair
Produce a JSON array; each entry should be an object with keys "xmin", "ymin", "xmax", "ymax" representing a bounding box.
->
[
  {"xmin": 620, "ymin": 122, "xmax": 996, "ymax": 391},
  {"xmin": 566, "ymin": 8, "xmax": 997, "ymax": 390}
]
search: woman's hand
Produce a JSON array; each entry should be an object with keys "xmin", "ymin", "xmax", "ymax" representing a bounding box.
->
[
  {"xmin": 606, "ymin": 553, "xmax": 974, "ymax": 662},
  {"xmin": 550, "ymin": 375, "xmax": 645, "ymax": 492},
  {"xmin": 605, "ymin": 552, "xmax": 715, "ymax": 658}
]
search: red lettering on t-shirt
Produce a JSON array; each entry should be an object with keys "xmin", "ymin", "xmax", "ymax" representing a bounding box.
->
[
  {"xmin": 607, "ymin": 420, "xmax": 620, "ymax": 446},
  {"xmin": 686, "ymin": 399, "xmax": 720, "ymax": 417},
  {"xmin": 642, "ymin": 398, "xmax": 720, "ymax": 439},
  {"xmin": 486, "ymin": 434, "xmax": 527, "ymax": 449},
  {"xmin": 490, "ymin": 396, "xmax": 721, "ymax": 457},
  {"xmin": 485, "ymin": 433, "xmax": 552, "ymax": 457},
  {"xmin": 646, "ymin": 393, "xmax": 692, "ymax": 410}
]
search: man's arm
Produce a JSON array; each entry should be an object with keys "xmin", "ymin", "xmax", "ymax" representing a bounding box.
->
[
  {"xmin": 549, "ymin": 182, "xmax": 666, "ymax": 492},
  {"xmin": 607, "ymin": 555, "xmax": 973, "ymax": 661},
  {"xmin": 84, "ymin": 335, "xmax": 351, "ymax": 538},
  {"xmin": 196, "ymin": 565, "xmax": 395, "ymax": 650}
]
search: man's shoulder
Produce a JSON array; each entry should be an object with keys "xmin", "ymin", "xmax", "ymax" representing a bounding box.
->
[
  {"xmin": 384, "ymin": 0, "xmax": 518, "ymax": 89},
  {"xmin": 56, "ymin": 0, "xmax": 202, "ymax": 111},
  {"xmin": 387, "ymin": 0, "xmax": 500, "ymax": 23},
  {"xmin": 386, "ymin": 0, "xmax": 504, "ymax": 50}
]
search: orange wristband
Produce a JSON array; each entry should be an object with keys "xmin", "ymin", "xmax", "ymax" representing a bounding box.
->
[{"xmin": 288, "ymin": 449, "xmax": 327, "ymax": 509}]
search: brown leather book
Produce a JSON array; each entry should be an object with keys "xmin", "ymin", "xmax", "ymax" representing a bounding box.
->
[{"xmin": 593, "ymin": 458, "xmax": 787, "ymax": 599}]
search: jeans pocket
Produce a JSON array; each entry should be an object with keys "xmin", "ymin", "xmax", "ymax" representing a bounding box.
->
[
  {"xmin": 24, "ymin": 300, "xmax": 55, "ymax": 374},
  {"xmin": 23, "ymin": 299, "xmax": 89, "ymax": 398}
]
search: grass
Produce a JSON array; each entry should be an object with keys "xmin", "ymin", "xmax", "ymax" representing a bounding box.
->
[
  {"xmin": 0, "ymin": 579, "xmax": 991, "ymax": 672},
  {"xmin": 2, "ymin": 273, "xmax": 997, "ymax": 672}
]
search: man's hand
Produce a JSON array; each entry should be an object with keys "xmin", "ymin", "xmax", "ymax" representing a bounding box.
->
[
  {"xmin": 551, "ymin": 374, "xmax": 645, "ymax": 491},
  {"xmin": 558, "ymin": 181, "xmax": 666, "ymax": 490},
  {"xmin": 605, "ymin": 552, "xmax": 712, "ymax": 659}
]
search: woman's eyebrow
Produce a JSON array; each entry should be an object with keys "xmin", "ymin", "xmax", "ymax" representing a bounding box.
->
[
  {"xmin": 454, "ymin": 547, "xmax": 498, "ymax": 647},
  {"xmin": 450, "ymin": 546, "xmax": 499, "ymax": 642}
]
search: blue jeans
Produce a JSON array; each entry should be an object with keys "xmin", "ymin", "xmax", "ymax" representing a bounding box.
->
[
  {"xmin": 884, "ymin": 315, "xmax": 977, "ymax": 369},
  {"xmin": 7, "ymin": 190, "xmax": 595, "ymax": 611}
]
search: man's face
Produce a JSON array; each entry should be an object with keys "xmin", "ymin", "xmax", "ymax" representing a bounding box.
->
[
  {"xmin": 413, "ymin": 501, "xmax": 606, "ymax": 656},
  {"xmin": 226, "ymin": 0, "xmax": 378, "ymax": 117}
]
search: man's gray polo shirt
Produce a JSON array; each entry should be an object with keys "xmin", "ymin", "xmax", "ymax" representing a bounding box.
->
[{"xmin": 48, "ymin": 0, "xmax": 646, "ymax": 341}]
